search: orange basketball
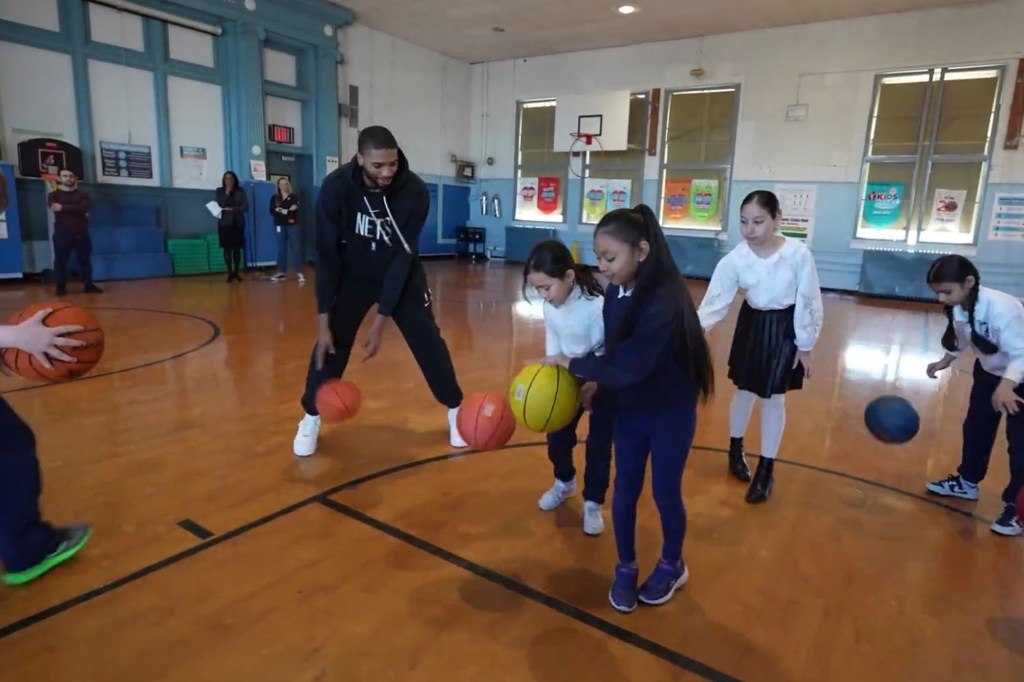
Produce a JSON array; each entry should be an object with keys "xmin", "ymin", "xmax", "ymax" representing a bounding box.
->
[
  {"xmin": 1, "ymin": 302, "xmax": 105, "ymax": 383},
  {"xmin": 457, "ymin": 392, "xmax": 516, "ymax": 451},
  {"xmin": 315, "ymin": 379, "xmax": 362, "ymax": 421}
]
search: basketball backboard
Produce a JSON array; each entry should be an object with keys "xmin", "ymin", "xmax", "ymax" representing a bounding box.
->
[{"xmin": 553, "ymin": 91, "xmax": 631, "ymax": 152}]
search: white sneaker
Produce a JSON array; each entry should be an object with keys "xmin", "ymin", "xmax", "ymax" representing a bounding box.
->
[
  {"xmin": 297, "ymin": 273, "xmax": 306, "ymax": 284},
  {"xmin": 448, "ymin": 408, "xmax": 467, "ymax": 448},
  {"xmin": 925, "ymin": 474, "xmax": 980, "ymax": 501},
  {"xmin": 293, "ymin": 413, "xmax": 321, "ymax": 457},
  {"xmin": 539, "ymin": 479, "xmax": 576, "ymax": 511},
  {"xmin": 583, "ymin": 501, "xmax": 605, "ymax": 536}
]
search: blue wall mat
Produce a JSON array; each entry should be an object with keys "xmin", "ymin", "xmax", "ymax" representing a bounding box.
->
[
  {"xmin": 418, "ymin": 183, "xmax": 442, "ymax": 255},
  {"xmin": 858, "ymin": 251, "xmax": 941, "ymax": 300},
  {"xmin": 505, "ymin": 226, "xmax": 557, "ymax": 263},
  {"xmin": 0, "ymin": 163, "xmax": 24, "ymax": 278},
  {"xmin": 245, "ymin": 181, "xmax": 279, "ymax": 267},
  {"xmin": 89, "ymin": 226, "xmax": 165, "ymax": 255},
  {"xmin": 441, "ymin": 184, "xmax": 470, "ymax": 242},
  {"xmin": 665, "ymin": 236, "xmax": 722, "ymax": 279}
]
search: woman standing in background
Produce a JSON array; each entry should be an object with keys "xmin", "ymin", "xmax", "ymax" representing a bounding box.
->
[
  {"xmin": 216, "ymin": 171, "xmax": 248, "ymax": 282},
  {"xmin": 269, "ymin": 177, "xmax": 304, "ymax": 283}
]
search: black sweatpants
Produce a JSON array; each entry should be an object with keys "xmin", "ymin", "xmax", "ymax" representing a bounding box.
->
[
  {"xmin": 958, "ymin": 361, "xmax": 1024, "ymax": 505},
  {"xmin": 0, "ymin": 397, "xmax": 61, "ymax": 573},
  {"xmin": 300, "ymin": 277, "xmax": 463, "ymax": 415},
  {"xmin": 546, "ymin": 387, "xmax": 613, "ymax": 505},
  {"xmin": 52, "ymin": 230, "xmax": 94, "ymax": 289}
]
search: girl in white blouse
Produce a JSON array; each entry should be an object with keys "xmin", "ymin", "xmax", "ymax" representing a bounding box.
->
[
  {"xmin": 924, "ymin": 255, "xmax": 1024, "ymax": 537},
  {"xmin": 697, "ymin": 190, "xmax": 824, "ymax": 504},
  {"xmin": 523, "ymin": 240, "xmax": 612, "ymax": 536}
]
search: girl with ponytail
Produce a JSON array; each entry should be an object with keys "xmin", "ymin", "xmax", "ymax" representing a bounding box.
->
[
  {"xmin": 545, "ymin": 203, "xmax": 713, "ymax": 612},
  {"xmin": 523, "ymin": 240, "xmax": 612, "ymax": 537},
  {"xmin": 924, "ymin": 254, "xmax": 1024, "ymax": 537}
]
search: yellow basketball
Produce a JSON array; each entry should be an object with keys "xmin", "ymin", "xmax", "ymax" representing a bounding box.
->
[{"xmin": 508, "ymin": 363, "xmax": 581, "ymax": 434}]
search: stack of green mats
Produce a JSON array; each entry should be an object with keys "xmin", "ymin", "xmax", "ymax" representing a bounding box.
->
[
  {"xmin": 202, "ymin": 233, "xmax": 227, "ymax": 273},
  {"xmin": 166, "ymin": 238, "xmax": 211, "ymax": 276}
]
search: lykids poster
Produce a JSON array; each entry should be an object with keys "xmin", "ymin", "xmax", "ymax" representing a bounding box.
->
[
  {"xmin": 606, "ymin": 179, "xmax": 632, "ymax": 213},
  {"xmin": 662, "ymin": 178, "xmax": 691, "ymax": 226},
  {"xmin": 518, "ymin": 177, "xmax": 538, "ymax": 213},
  {"xmin": 862, "ymin": 183, "xmax": 904, "ymax": 228},
  {"xmin": 689, "ymin": 179, "xmax": 719, "ymax": 223},
  {"xmin": 536, "ymin": 177, "xmax": 560, "ymax": 215},
  {"xmin": 583, "ymin": 178, "xmax": 608, "ymax": 223}
]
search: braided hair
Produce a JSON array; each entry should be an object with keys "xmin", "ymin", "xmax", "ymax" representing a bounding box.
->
[{"xmin": 926, "ymin": 255, "xmax": 998, "ymax": 355}]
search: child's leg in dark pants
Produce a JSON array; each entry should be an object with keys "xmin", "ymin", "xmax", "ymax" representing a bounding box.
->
[
  {"xmin": 538, "ymin": 408, "xmax": 583, "ymax": 510},
  {"xmin": 0, "ymin": 397, "xmax": 90, "ymax": 585},
  {"xmin": 958, "ymin": 363, "xmax": 1003, "ymax": 487},
  {"xmin": 582, "ymin": 388, "xmax": 613, "ymax": 506},
  {"xmin": 608, "ymin": 413, "xmax": 648, "ymax": 611},
  {"xmin": 1003, "ymin": 395, "xmax": 1024, "ymax": 506}
]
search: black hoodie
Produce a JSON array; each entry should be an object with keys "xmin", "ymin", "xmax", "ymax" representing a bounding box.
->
[{"xmin": 314, "ymin": 149, "xmax": 430, "ymax": 317}]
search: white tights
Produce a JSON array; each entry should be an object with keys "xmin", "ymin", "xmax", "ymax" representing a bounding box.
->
[{"xmin": 729, "ymin": 390, "xmax": 786, "ymax": 460}]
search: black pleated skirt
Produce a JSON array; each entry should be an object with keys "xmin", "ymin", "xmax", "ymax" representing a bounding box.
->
[{"xmin": 727, "ymin": 301, "xmax": 804, "ymax": 399}]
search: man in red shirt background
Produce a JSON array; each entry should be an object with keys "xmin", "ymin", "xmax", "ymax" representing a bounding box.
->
[{"xmin": 46, "ymin": 168, "xmax": 101, "ymax": 295}]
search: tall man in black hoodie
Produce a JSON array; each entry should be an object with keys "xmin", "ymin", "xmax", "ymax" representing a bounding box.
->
[{"xmin": 293, "ymin": 126, "xmax": 466, "ymax": 457}]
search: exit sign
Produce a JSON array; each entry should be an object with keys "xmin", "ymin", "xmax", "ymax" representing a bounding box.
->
[{"xmin": 268, "ymin": 124, "xmax": 295, "ymax": 144}]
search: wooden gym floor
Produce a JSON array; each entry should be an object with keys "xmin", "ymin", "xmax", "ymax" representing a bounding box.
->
[{"xmin": 0, "ymin": 260, "xmax": 1021, "ymax": 682}]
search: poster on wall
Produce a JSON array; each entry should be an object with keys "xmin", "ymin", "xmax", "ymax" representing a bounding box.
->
[
  {"xmin": 988, "ymin": 194, "xmax": 1024, "ymax": 241},
  {"xmin": 862, "ymin": 182, "xmax": 904, "ymax": 228},
  {"xmin": 178, "ymin": 146, "xmax": 208, "ymax": 184},
  {"xmin": 689, "ymin": 179, "xmax": 719, "ymax": 223},
  {"xmin": 326, "ymin": 155, "xmax": 339, "ymax": 174},
  {"xmin": 536, "ymin": 177, "xmax": 560, "ymax": 215},
  {"xmin": 100, "ymin": 141, "xmax": 153, "ymax": 179},
  {"xmin": 518, "ymin": 177, "xmax": 538, "ymax": 214},
  {"xmin": 606, "ymin": 179, "xmax": 632, "ymax": 213},
  {"xmin": 583, "ymin": 178, "xmax": 608, "ymax": 223},
  {"xmin": 929, "ymin": 188, "xmax": 966, "ymax": 231},
  {"xmin": 662, "ymin": 178, "xmax": 691, "ymax": 226},
  {"xmin": 774, "ymin": 184, "xmax": 817, "ymax": 240},
  {"xmin": 249, "ymin": 159, "xmax": 267, "ymax": 182}
]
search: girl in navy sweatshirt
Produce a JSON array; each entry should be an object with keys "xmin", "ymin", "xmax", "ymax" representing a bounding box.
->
[{"xmin": 547, "ymin": 204, "xmax": 714, "ymax": 612}]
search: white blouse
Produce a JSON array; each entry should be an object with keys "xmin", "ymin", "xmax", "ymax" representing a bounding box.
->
[
  {"xmin": 544, "ymin": 287, "xmax": 605, "ymax": 358},
  {"xmin": 697, "ymin": 237, "xmax": 824, "ymax": 351},
  {"xmin": 950, "ymin": 286, "xmax": 1024, "ymax": 385}
]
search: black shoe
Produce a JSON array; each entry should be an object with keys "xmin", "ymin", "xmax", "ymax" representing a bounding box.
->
[
  {"xmin": 745, "ymin": 456, "xmax": 774, "ymax": 504},
  {"xmin": 84, "ymin": 284, "xmax": 103, "ymax": 293},
  {"xmin": 728, "ymin": 437, "xmax": 751, "ymax": 482},
  {"xmin": 991, "ymin": 504, "xmax": 1023, "ymax": 537}
]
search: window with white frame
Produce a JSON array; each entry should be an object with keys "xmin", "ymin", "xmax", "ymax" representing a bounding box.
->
[
  {"xmin": 658, "ymin": 86, "xmax": 739, "ymax": 230},
  {"xmin": 856, "ymin": 65, "xmax": 1002, "ymax": 245},
  {"xmin": 515, "ymin": 100, "xmax": 569, "ymax": 222},
  {"xmin": 579, "ymin": 92, "xmax": 649, "ymax": 224}
]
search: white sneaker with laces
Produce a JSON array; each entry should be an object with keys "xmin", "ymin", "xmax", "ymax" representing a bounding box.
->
[
  {"xmin": 538, "ymin": 479, "xmax": 576, "ymax": 511},
  {"xmin": 293, "ymin": 413, "xmax": 321, "ymax": 457},
  {"xmin": 448, "ymin": 408, "xmax": 467, "ymax": 448},
  {"xmin": 583, "ymin": 501, "xmax": 605, "ymax": 536}
]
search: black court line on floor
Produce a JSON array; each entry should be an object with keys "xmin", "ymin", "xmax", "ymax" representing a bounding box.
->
[
  {"xmin": 176, "ymin": 519, "xmax": 215, "ymax": 540},
  {"xmin": 318, "ymin": 496, "xmax": 744, "ymax": 682},
  {"xmin": 0, "ymin": 442, "xmax": 997, "ymax": 643},
  {"xmin": 1, "ymin": 307, "xmax": 221, "ymax": 395}
]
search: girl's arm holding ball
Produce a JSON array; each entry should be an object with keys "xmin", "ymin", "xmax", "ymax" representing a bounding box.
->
[{"xmin": 0, "ymin": 310, "xmax": 84, "ymax": 371}]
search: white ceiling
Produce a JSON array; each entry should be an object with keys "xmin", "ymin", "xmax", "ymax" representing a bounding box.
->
[{"xmin": 330, "ymin": 0, "xmax": 990, "ymax": 63}]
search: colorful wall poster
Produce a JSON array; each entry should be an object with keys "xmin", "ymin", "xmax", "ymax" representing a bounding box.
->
[
  {"xmin": 689, "ymin": 179, "xmax": 719, "ymax": 223},
  {"xmin": 774, "ymin": 184, "xmax": 817, "ymax": 240},
  {"xmin": 583, "ymin": 178, "xmax": 608, "ymax": 223},
  {"xmin": 517, "ymin": 177, "xmax": 538, "ymax": 214},
  {"xmin": 536, "ymin": 177, "xmax": 560, "ymax": 215},
  {"xmin": 662, "ymin": 178, "xmax": 691, "ymax": 226},
  {"xmin": 988, "ymin": 194, "xmax": 1024, "ymax": 241},
  {"xmin": 606, "ymin": 179, "xmax": 632, "ymax": 213},
  {"xmin": 929, "ymin": 188, "xmax": 967, "ymax": 231},
  {"xmin": 862, "ymin": 182, "xmax": 904, "ymax": 228}
]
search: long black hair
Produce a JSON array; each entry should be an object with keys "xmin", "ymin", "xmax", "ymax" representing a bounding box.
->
[
  {"xmin": 925, "ymin": 254, "xmax": 998, "ymax": 355},
  {"xmin": 523, "ymin": 240, "xmax": 603, "ymax": 299},
  {"xmin": 594, "ymin": 203, "xmax": 714, "ymax": 401}
]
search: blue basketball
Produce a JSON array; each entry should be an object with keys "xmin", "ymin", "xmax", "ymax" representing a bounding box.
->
[{"xmin": 864, "ymin": 395, "xmax": 920, "ymax": 444}]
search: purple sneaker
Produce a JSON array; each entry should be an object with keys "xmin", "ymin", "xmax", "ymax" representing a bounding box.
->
[
  {"xmin": 637, "ymin": 559, "xmax": 688, "ymax": 605},
  {"xmin": 609, "ymin": 562, "xmax": 639, "ymax": 613}
]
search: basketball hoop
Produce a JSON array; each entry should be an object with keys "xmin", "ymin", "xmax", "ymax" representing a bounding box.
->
[{"xmin": 568, "ymin": 133, "xmax": 604, "ymax": 179}]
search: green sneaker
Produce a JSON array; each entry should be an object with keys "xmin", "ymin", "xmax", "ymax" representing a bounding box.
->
[{"xmin": 3, "ymin": 524, "xmax": 92, "ymax": 586}]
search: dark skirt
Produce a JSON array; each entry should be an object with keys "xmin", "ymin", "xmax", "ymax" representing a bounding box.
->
[
  {"xmin": 218, "ymin": 223, "xmax": 245, "ymax": 250},
  {"xmin": 727, "ymin": 301, "xmax": 804, "ymax": 399}
]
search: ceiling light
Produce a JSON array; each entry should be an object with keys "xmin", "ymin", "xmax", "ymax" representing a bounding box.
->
[{"xmin": 618, "ymin": 5, "xmax": 636, "ymax": 14}]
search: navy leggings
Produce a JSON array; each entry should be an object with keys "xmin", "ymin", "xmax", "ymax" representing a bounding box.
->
[
  {"xmin": 612, "ymin": 403, "xmax": 696, "ymax": 564},
  {"xmin": 0, "ymin": 397, "xmax": 60, "ymax": 573}
]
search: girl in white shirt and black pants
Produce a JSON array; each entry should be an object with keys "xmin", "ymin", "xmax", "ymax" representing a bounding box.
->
[
  {"xmin": 698, "ymin": 190, "xmax": 824, "ymax": 504},
  {"xmin": 924, "ymin": 255, "xmax": 1024, "ymax": 536},
  {"xmin": 524, "ymin": 240, "xmax": 613, "ymax": 536}
]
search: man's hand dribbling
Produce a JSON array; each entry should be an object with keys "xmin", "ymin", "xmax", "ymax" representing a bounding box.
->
[{"xmin": 315, "ymin": 313, "xmax": 335, "ymax": 370}]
